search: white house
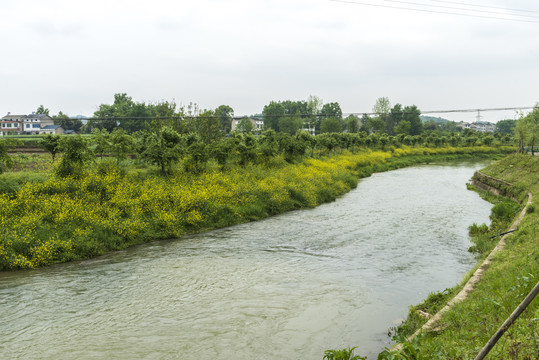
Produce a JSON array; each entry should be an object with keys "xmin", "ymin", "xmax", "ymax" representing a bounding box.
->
[{"xmin": 1, "ymin": 112, "xmax": 55, "ymax": 136}]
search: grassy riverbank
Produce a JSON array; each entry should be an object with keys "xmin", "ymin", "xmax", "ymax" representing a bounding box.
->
[
  {"xmin": 0, "ymin": 146, "xmax": 511, "ymax": 270},
  {"xmin": 384, "ymin": 153, "xmax": 538, "ymax": 359}
]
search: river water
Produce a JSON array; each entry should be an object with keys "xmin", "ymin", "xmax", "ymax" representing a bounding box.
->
[{"xmin": 0, "ymin": 161, "xmax": 493, "ymax": 359}]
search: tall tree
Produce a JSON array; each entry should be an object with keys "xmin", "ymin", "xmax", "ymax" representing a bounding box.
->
[
  {"xmin": 36, "ymin": 105, "xmax": 50, "ymax": 115},
  {"xmin": 262, "ymin": 101, "xmax": 285, "ymax": 132},
  {"xmin": 55, "ymin": 136, "xmax": 92, "ymax": 178},
  {"xmin": 214, "ymin": 105, "xmax": 234, "ymax": 133},
  {"xmin": 189, "ymin": 109, "xmax": 223, "ymax": 144},
  {"xmin": 92, "ymin": 93, "xmax": 151, "ymax": 133},
  {"xmin": 320, "ymin": 117, "xmax": 343, "ymax": 133},
  {"xmin": 321, "ymin": 102, "xmax": 343, "ymax": 119},
  {"xmin": 387, "ymin": 103, "xmax": 403, "ymax": 135},
  {"xmin": 372, "ymin": 97, "xmax": 391, "ymax": 116},
  {"xmin": 109, "ymin": 128, "xmax": 134, "ymax": 165},
  {"xmin": 39, "ymin": 134, "xmax": 61, "ymax": 162},
  {"xmin": 278, "ymin": 116, "xmax": 304, "ymax": 135},
  {"xmin": 345, "ymin": 115, "xmax": 359, "ymax": 133},
  {"xmin": 306, "ymin": 95, "xmax": 323, "ymax": 134},
  {"xmin": 143, "ymin": 127, "xmax": 183, "ymax": 174},
  {"xmin": 402, "ymin": 105, "xmax": 422, "ymax": 135},
  {"xmin": 495, "ymin": 119, "xmax": 516, "ymax": 135}
]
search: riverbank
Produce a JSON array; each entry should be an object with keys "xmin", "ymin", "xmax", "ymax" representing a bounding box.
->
[
  {"xmin": 0, "ymin": 146, "xmax": 512, "ymax": 270},
  {"xmin": 384, "ymin": 153, "xmax": 538, "ymax": 359}
]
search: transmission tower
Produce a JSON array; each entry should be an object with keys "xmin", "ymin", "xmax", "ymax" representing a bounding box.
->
[{"xmin": 476, "ymin": 109, "xmax": 483, "ymax": 122}]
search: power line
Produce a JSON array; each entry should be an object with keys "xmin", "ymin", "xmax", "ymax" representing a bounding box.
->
[
  {"xmin": 329, "ymin": 0, "xmax": 539, "ymax": 24},
  {"xmin": 422, "ymin": 0, "xmax": 539, "ymax": 15},
  {"xmin": 380, "ymin": 0, "xmax": 539, "ymax": 19}
]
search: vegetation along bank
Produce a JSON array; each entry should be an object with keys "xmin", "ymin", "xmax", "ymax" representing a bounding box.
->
[{"xmin": 0, "ymin": 126, "xmax": 512, "ymax": 270}]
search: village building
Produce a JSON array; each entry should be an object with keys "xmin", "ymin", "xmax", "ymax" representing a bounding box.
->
[{"xmin": 0, "ymin": 112, "xmax": 55, "ymax": 136}]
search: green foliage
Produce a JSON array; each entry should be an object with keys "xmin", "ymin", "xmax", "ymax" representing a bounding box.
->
[
  {"xmin": 323, "ymin": 347, "xmax": 366, "ymax": 360},
  {"xmin": 321, "ymin": 102, "xmax": 343, "ymax": 119},
  {"xmin": 377, "ymin": 335, "xmax": 428, "ymax": 360},
  {"xmin": 490, "ymin": 200, "xmax": 520, "ymax": 222},
  {"xmin": 53, "ymin": 111, "xmax": 83, "ymax": 132},
  {"xmin": 39, "ymin": 134, "xmax": 61, "ymax": 162},
  {"xmin": 36, "ymin": 104, "xmax": 50, "ymax": 115},
  {"xmin": 394, "ymin": 120, "xmax": 411, "ymax": 135},
  {"xmin": 91, "ymin": 128, "xmax": 111, "ymax": 160},
  {"xmin": 109, "ymin": 128, "xmax": 134, "ymax": 165},
  {"xmin": 236, "ymin": 116, "xmax": 254, "ymax": 133},
  {"xmin": 55, "ymin": 135, "xmax": 93, "ymax": 178},
  {"xmin": 263, "ymin": 101, "xmax": 285, "ymax": 131},
  {"xmin": 495, "ymin": 119, "xmax": 516, "ymax": 135},
  {"xmin": 468, "ymin": 222, "xmax": 489, "ymax": 236},
  {"xmin": 214, "ymin": 104, "xmax": 234, "ymax": 133},
  {"xmin": 142, "ymin": 127, "xmax": 183, "ymax": 174},
  {"xmin": 0, "ymin": 139, "xmax": 16, "ymax": 173},
  {"xmin": 278, "ymin": 116, "xmax": 303, "ymax": 135},
  {"xmin": 321, "ymin": 117, "xmax": 343, "ymax": 133}
]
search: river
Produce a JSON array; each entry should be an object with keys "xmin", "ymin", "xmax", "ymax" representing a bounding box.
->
[{"xmin": 0, "ymin": 161, "xmax": 493, "ymax": 359}]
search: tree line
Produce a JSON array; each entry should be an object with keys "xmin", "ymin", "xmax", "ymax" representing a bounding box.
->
[
  {"xmin": 30, "ymin": 125, "xmax": 513, "ymax": 179},
  {"xmin": 35, "ymin": 94, "xmax": 520, "ymax": 139}
]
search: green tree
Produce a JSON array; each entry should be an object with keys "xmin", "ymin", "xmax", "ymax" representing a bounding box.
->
[
  {"xmin": 92, "ymin": 93, "xmax": 151, "ymax": 133},
  {"xmin": 521, "ymin": 105, "xmax": 539, "ymax": 154},
  {"xmin": 188, "ymin": 109, "xmax": 223, "ymax": 144},
  {"xmin": 39, "ymin": 134, "xmax": 61, "ymax": 162},
  {"xmin": 209, "ymin": 137, "xmax": 235, "ymax": 167},
  {"xmin": 495, "ymin": 119, "xmax": 516, "ymax": 135},
  {"xmin": 0, "ymin": 140, "xmax": 14, "ymax": 174},
  {"xmin": 53, "ymin": 112, "xmax": 83, "ymax": 132},
  {"xmin": 306, "ymin": 95, "xmax": 323, "ymax": 133},
  {"xmin": 91, "ymin": 103, "xmax": 118, "ymax": 133},
  {"xmin": 143, "ymin": 127, "xmax": 183, "ymax": 174},
  {"xmin": 236, "ymin": 117, "xmax": 254, "ymax": 133},
  {"xmin": 321, "ymin": 102, "xmax": 343, "ymax": 119},
  {"xmin": 364, "ymin": 116, "xmax": 386, "ymax": 133},
  {"xmin": 278, "ymin": 116, "xmax": 304, "ymax": 135},
  {"xmin": 237, "ymin": 133, "xmax": 257, "ymax": 166},
  {"xmin": 55, "ymin": 135, "xmax": 93, "ymax": 178},
  {"xmin": 403, "ymin": 105, "xmax": 422, "ymax": 135},
  {"xmin": 372, "ymin": 97, "xmax": 391, "ymax": 135},
  {"xmin": 394, "ymin": 120, "xmax": 411, "ymax": 135},
  {"xmin": 387, "ymin": 103, "xmax": 403, "ymax": 135},
  {"xmin": 320, "ymin": 117, "xmax": 343, "ymax": 133},
  {"xmin": 345, "ymin": 115, "xmax": 359, "ymax": 133},
  {"xmin": 214, "ymin": 105, "xmax": 234, "ymax": 133},
  {"xmin": 372, "ymin": 97, "xmax": 391, "ymax": 116},
  {"xmin": 185, "ymin": 133, "xmax": 208, "ymax": 173},
  {"xmin": 36, "ymin": 105, "xmax": 50, "ymax": 115},
  {"xmin": 91, "ymin": 128, "xmax": 111, "ymax": 160},
  {"xmin": 109, "ymin": 128, "xmax": 134, "ymax": 165},
  {"xmin": 263, "ymin": 101, "xmax": 285, "ymax": 131}
]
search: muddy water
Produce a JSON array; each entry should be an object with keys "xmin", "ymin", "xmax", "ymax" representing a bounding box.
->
[{"xmin": 0, "ymin": 161, "xmax": 492, "ymax": 359}]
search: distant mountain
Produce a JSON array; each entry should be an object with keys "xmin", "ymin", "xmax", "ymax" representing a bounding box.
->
[{"xmin": 420, "ymin": 115, "xmax": 450, "ymax": 124}]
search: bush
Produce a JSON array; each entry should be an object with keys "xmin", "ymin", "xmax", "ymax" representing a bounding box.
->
[{"xmin": 490, "ymin": 200, "xmax": 519, "ymax": 222}]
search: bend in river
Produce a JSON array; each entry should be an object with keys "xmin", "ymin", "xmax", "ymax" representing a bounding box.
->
[{"xmin": 0, "ymin": 161, "xmax": 493, "ymax": 359}]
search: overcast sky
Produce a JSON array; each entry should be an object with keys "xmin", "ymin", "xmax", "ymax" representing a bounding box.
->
[{"xmin": 1, "ymin": 0, "xmax": 538, "ymax": 122}]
